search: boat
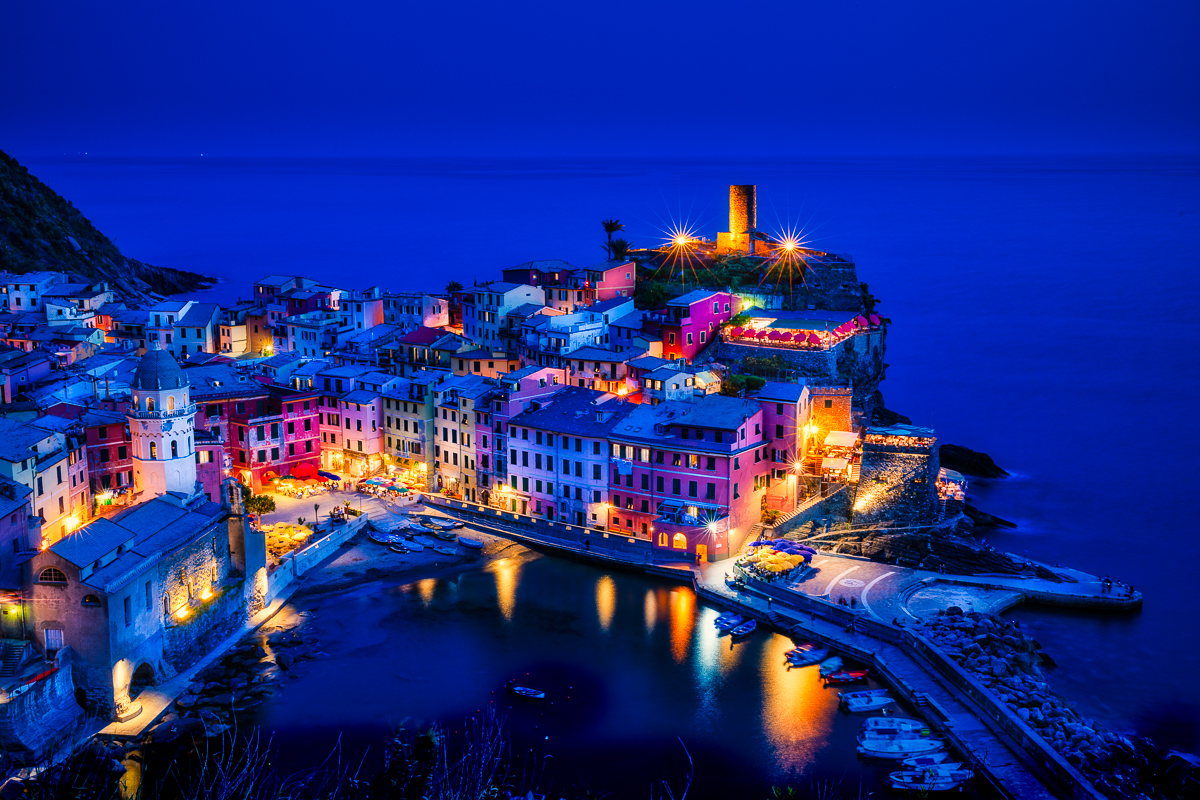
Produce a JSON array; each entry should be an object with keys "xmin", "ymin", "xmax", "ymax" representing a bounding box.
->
[
  {"xmin": 410, "ymin": 535, "xmax": 438, "ymax": 547},
  {"xmin": 714, "ymin": 613, "xmax": 745, "ymax": 630},
  {"xmin": 369, "ymin": 529, "xmax": 401, "ymax": 545},
  {"xmin": 785, "ymin": 644, "xmax": 829, "ymax": 667},
  {"xmin": 432, "ymin": 545, "xmax": 458, "ymax": 556},
  {"xmin": 388, "ymin": 542, "xmax": 414, "ymax": 554},
  {"xmin": 459, "ymin": 537, "xmax": 485, "ymax": 550},
  {"xmin": 901, "ymin": 752, "xmax": 953, "ymax": 768},
  {"xmin": 429, "ymin": 528, "xmax": 458, "ymax": 541},
  {"xmin": 818, "ymin": 656, "xmax": 843, "ymax": 676},
  {"xmin": 714, "ymin": 611, "xmax": 741, "ymax": 627},
  {"xmin": 862, "ymin": 717, "xmax": 929, "ymax": 736},
  {"xmin": 408, "ymin": 524, "xmax": 434, "ymax": 534},
  {"xmin": 825, "ymin": 670, "xmax": 870, "ymax": 685},
  {"xmin": 840, "ymin": 689, "xmax": 890, "ymax": 704},
  {"xmin": 844, "ymin": 694, "xmax": 895, "ymax": 713},
  {"xmin": 886, "ymin": 768, "xmax": 973, "ymax": 792},
  {"xmin": 730, "ymin": 619, "xmax": 757, "ymax": 638},
  {"xmin": 857, "ymin": 736, "xmax": 946, "ymax": 759},
  {"xmin": 506, "ymin": 682, "xmax": 546, "ymax": 701},
  {"xmin": 401, "ymin": 539, "xmax": 425, "ymax": 552}
]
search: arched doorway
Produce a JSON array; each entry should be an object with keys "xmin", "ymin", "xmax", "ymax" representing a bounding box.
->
[{"xmin": 130, "ymin": 662, "xmax": 156, "ymax": 699}]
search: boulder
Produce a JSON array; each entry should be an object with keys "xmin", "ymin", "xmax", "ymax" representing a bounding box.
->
[
  {"xmin": 204, "ymin": 724, "xmax": 231, "ymax": 739},
  {"xmin": 276, "ymin": 653, "xmax": 295, "ymax": 671},
  {"xmin": 230, "ymin": 675, "xmax": 249, "ymax": 690},
  {"xmin": 939, "ymin": 444, "xmax": 1009, "ymax": 478},
  {"xmin": 198, "ymin": 708, "xmax": 222, "ymax": 725}
]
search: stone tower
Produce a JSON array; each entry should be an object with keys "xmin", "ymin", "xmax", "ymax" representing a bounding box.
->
[{"xmin": 128, "ymin": 348, "xmax": 197, "ymax": 498}]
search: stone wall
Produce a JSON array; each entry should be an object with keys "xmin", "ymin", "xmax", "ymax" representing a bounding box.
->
[
  {"xmin": 0, "ymin": 647, "xmax": 84, "ymax": 765},
  {"xmin": 162, "ymin": 586, "xmax": 245, "ymax": 674},
  {"xmin": 853, "ymin": 441, "xmax": 940, "ymax": 525}
]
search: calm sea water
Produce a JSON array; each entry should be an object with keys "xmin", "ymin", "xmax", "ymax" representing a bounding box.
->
[{"xmin": 21, "ymin": 154, "xmax": 1200, "ymax": 753}]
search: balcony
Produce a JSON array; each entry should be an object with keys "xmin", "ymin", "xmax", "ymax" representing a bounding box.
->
[{"xmin": 128, "ymin": 403, "xmax": 197, "ymax": 420}]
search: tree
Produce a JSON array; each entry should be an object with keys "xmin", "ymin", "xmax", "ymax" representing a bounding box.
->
[
  {"xmin": 859, "ymin": 282, "xmax": 879, "ymax": 314},
  {"xmin": 609, "ymin": 238, "xmax": 632, "ymax": 261},
  {"xmin": 445, "ymin": 280, "xmax": 463, "ymax": 296},
  {"xmin": 244, "ymin": 493, "xmax": 276, "ymax": 516},
  {"xmin": 601, "ymin": 219, "xmax": 624, "ymax": 259}
]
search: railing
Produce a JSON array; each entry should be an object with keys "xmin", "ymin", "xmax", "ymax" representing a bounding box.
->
[{"xmin": 127, "ymin": 403, "xmax": 197, "ymax": 420}]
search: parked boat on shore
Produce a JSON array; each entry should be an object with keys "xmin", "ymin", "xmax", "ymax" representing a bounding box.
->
[{"xmin": 459, "ymin": 537, "xmax": 485, "ymax": 550}]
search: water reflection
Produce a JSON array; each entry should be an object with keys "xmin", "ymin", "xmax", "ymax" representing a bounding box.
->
[
  {"xmin": 758, "ymin": 633, "xmax": 832, "ymax": 771},
  {"xmin": 595, "ymin": 575, "xmax": 616, "ymax": 631},
  {"xmin": 643, "ymin": 588, "xmax": 657, "ymax": 634},
  {"xmin": 668, "ymin": 587, "xmax": 695, "ymax": 663},
  {"xmin": 490, "ymin": 558, "xmax": 521, "ymax": 620},
  {"xmin": 417, "ymin": 578, "xmax": 436, "ymax": 606}
]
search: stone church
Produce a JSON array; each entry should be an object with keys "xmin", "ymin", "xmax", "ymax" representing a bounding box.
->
[{"xmin": 24, "ymin": 348, "xmax": 266, "ymax": 718}]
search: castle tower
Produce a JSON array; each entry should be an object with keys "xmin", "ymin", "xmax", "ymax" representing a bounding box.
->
[
  {"xmin": 718, "ymin": 184, "xmax": 768, "ymax": 255},
  {"xmin": 128, "ymin": 348, "xmax": 197, "ymax": 498}
]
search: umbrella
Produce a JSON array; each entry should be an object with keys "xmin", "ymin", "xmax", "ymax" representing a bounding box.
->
[
  {"xmin": 767, "ymin": 330, "xmax": 781, "ymax": 340},
  {"xmin": 318, "ymin": 471, "xmax": 342, "ymax": 482},
  {"xmin": 807, "ymin": 333, "xmax": 821, "ymax": 345},
  {"xmin": 855, "ymin": 315, "xmax": 869, "ymax": 328},
  {"xmin": 777, "ymin": 331, "xmax": 793, "ymax": 342},
  {"xmin": 868, "ymin": 314, "xmax": 881, "ymax": 326},
  {"xmin": 729, "ymin": 326, "xmax": 744, "ymax": 337},
  {"xmin": 756, "ymin": 329, "xmax": 770, "ymax": 339}
]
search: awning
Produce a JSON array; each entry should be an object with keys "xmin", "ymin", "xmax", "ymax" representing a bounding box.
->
[
  {"xmin": 824, "ymin": 431, "xmax": 858, "ymax": 448},
  {"xmin": 821, "ymin": 457, "xmax": 849, "ymax": 471},
  {"xmin": 318, "ymin": 471, "xmax": 342, "ymax": 481}
]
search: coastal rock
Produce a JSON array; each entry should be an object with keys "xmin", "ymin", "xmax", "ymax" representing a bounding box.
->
[
  {"xmin": 963, "ymin": 503, "xmax": 1018, "ymax": 530},
  {"xmin": 938, "ymin": 444, "xmax": 1009, "ymax": 478},
  {"xmin": 276, "ymin": 653, "xmax": 295, "ymax": 671}
]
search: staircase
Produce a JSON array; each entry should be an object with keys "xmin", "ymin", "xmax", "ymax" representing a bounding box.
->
[
  {"xmin": 0, "ymin": 639, "xmax": 26, "ymax": 677},
  {"xmin": 849, "ymin": 463, "xmax": 861, "ymax": 482}
]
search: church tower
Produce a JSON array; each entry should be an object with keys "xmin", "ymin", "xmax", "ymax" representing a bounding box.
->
[{"xmin": 128, "ymin": 348, "xmax": 197, "ymax": 498}]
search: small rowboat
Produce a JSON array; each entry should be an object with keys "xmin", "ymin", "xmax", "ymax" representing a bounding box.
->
[
  {"xmin": 862, "ymin": 717, "xmax": 929, "ymax": 736},
  {"xmin": 818, "ymin": 656, "xmax": 843, "ymax": 676},
  {"xmin": 432, "ymin": 545, "xmax": 458, "ymax": 556},
  {"xmin": 825, "ymin": 669, "xmax": 870, "ymax": 685},
  {"xmin": 785, "ymin": 644, "xmax": 829, "ymax": 667},
  {"xmin": 429, "ymin": 528, "xmax": 458, "ymax": 541},
  {"xmin": 715, "ymin": 614, "xmax": 745, "ymax": 631},
  {"xmin": 506, "ymin": 682, "xmax": 545, "ymax": 701},
  {"xmin": 844, "ymin": 694, "xmax": 895, "ymax": 712},
  {"xmin": 886, "ymin": 768, "xmax": 973, "ymax": 791},
  {"xmin": 901, "ymin": 752, "xmax": 953, "ymax": 768},
  {"xmin": 459, "ymin": 537, "xmax": 485, "ymax": 550},
  {"xmin": 840, "ymin": 689, "xmax": 889, "ymax": 703},
  {"xmin": 714, "ymin": 611, "xmax": 741, "ymax": 627},
  {"xmin": 369, "ymin": 529, "xmax": 402, "ymax": 545},
  {"xmin": 388, "ymin": 542, "xmax": 415, "ymax": 554},
  {"xmin": 857, "ymin": 736, "xmax": 945, "ymax": 759},
  {"xmin": 730, "ymin": 619, "xmax": 757, "ymax": 638}
]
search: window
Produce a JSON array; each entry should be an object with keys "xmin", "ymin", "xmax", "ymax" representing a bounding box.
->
[
  {"xmin": 671, "ymin": 478, "xmax": 681, "ymax": 495},
  {"xmin": 733, "ymin": 483, "xmax": 740, "ymax": 499},
  {"xmin": 171, "ymin": 441, "xmax": 179, "ymax": 458},
  {"xmin": 99, "ymin": 448, "xmax": 111, "ymax": 463},
  {"xmin": 593, "ymin": 464, "xmax": 601, "ymax": 480},
  {"xmin": 81, "ymin": 594, "xmax": 101, "ymax": 607},
  {"xmin": 824, "ymin": 399, "xmax": 833, "ymax": 408},
  {"xmin": 688, "ymin": 481, "xmax": 697, "ymax": 497},
  {"xmin": 44, "ymin": 629, "xmax": 64, "ymax": 652},
  {"xmin": 98, "ymin": 426, "xmax": 108, "ymax": 440},
  {"xmin": 124, "ymin": 596, "xmax": 132, "ymax": 627},
  {"xmin": 706, "ymin": 482, "xmax": 716, "ymax": 500},
  {"xmin": 149, "ymin": 443, "xmax": 157, "ymax": 460},
  {"xmin": 118, "ymin": 446, "xmax": 127, "ymax": 460},
  {"xmin": 39, "ymin": 567, "xmax": 67, "ymax": 583}
]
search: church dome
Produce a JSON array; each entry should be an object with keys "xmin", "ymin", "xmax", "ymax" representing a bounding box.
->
[{"xmin": 132, "ymin": 349, "xmax": 187, "ymax": 391}]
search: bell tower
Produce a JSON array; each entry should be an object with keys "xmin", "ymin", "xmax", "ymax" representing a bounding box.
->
[{"xmin": 128, "ymin": 347, "xmax": 197, "ymax": 498}]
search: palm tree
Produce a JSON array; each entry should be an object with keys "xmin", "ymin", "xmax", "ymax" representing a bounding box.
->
[
  {"xmin": 445, "ymin": 280, "xmax": 463, "ymax": 296},
  {"xmin": 601, "ymin": 219, "xmax": 624, "ymax": 260},
  {"xmin": 609, "ymin": 238, "xmax": 632, "ymax": 261}
]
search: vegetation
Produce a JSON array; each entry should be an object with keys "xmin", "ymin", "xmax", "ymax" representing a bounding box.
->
[
  {"xmin": 600, "ymin": 219, "xmax": 624, "ymax": 260},
  {"xmin": 444, "ymin": 280, "xmax": 464, "ymax": 295},
  {"xmin": 239, "ymin": 483, "xmax": 276, "ymax": 516},
  {"xmin": 858, "ymin": 282, "xmax": 879, "ymax": 315},
  {"xmin": 0, "ymin": 150, "xmax": 213, "ymax": 299},
  {"xmin": 608, "ymin": 237, "xmax": 631, "ymax": 261}
]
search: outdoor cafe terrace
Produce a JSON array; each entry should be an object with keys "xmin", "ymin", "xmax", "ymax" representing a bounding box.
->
[{"xmin": 722, "ymin": 311, "xmax": 883, "ymax": 350}]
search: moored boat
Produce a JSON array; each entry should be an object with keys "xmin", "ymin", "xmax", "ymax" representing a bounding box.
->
[
  {"xmin": 730, "ymin": 619, "xmax": 757, "ymax": 638},
  {"xmin": 459, "ymin": 536, "xmax": 485, "ymax": 549},
  {"xmin": 369, "ymin": 529, "xmax": 401, "ymax": 545},
  {"xmin": 784, "ymin": 643, "xmax": 829, "ymax": 666},
  {"xmin": 857, "ymin": 736, "xmax": 946, "ymax": 759},
  {"xmin": 429, "ymin": 528, "xmax": 458, "ymax": 541},
  {"xmin": 844, "ymin": 694, "xmax": 895, "ymax": 713},
  {"xmin": 861, "ymin": 717, "xmax": 929, "ymax": 736},
  {"xmin": 901, "ymin": 752, "xmax": 952, "ymax": 768},
  {"xmin": 715, "ymin": 613, "xmax": 745, "ymax": 630},
  {"xmin": 825, "ymin": 669, "xmax": 870, "ymax": 684},
  {"xmin": 432, "ymin": 545, "xmax": 458, "ymax": 556},
  {"xmin": 840, "ymin": 689, "xmax": 889, "ymax": 704},
  {"xmin": 818, "ymin": 656, "xmax": 843, "ymax": 676},
  {"xmin": 506, "ymin": 681, "xmax": 546, "ymax": 701},
  {"xmin": 886, "ymin": 768, "xmax": 973, "ymax": 792}
]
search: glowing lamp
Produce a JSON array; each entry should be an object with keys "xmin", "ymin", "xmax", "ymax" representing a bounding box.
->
[
  {"xmin": 706, "ymin": 521, "xmax": 717, "ymax": 533},
  {"xmin": 673, "ymin": 235, "xmax": 689, "ymax": 247},
  {"xmin": 201, "ymin": 588, "xmax": 213, "ymax": 600},
  {"xmin": 175, "ymin": 607, "xmax": 188, "ymax": 620}
]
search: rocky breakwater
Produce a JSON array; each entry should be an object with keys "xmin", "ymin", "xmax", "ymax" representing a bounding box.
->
[{"xmin": 921, "ymin": 608, "xmax": 1196, "ymax": 799}]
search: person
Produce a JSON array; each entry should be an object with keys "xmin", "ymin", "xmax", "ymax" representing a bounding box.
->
[{"xmin": 584, "ymin": 538, "xmax": 590, "ymax": 551}]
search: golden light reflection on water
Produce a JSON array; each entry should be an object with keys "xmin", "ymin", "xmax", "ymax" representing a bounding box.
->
[
  {"xmin": 491, "ymin": 558, "xmax": 521, "ymax": 621},
  {"xmin": 643, "ymin": 589, "xmax": 657, "ymax": 634},
  {"xmin": 718, "ymin": 628, "xmax": 745, "ymax": 676},
  {"xmin": 668, "ymin": 587, "xmax": 696, "ymax": 663},
  {"xmin": 417, "ymin": 578, "xmax": 436, "ymax": 606},
  {"xmin": 595, "ymin": 575, "xmax": 616, "ymax": 631},
  {"xmin": 758, "ymin": 633, "xmax": 835, "ymax": 770}
]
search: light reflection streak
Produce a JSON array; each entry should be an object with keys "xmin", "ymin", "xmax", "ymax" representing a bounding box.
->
[
  {"xmin": 417, "ymin": 578, "xmax": 436, "ymax": 607},
  {"xmin": 643, "ymin": 589, "xmax": 657, "ymax": 634},
  {"xmin": 668, "ymin": 587, "xmax": 695, "ymax": 664},
  {"xmin": 490, "ymin": 558, "xmax": 521, "ymax": 621},
  {"xmin": 758, "ymin": 633, "xmax": 834, "ymax": 770},
  {"xmin": 595, "ymin": 575, "xmax": 616, "ymax": 631}
]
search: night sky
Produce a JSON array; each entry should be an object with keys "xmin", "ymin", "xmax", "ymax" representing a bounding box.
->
[{"xmin": 5, "ymin": 0, "xmax": 1199, "ymax": 157}]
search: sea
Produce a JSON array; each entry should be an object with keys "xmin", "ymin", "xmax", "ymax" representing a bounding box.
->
[{"xmin": 18, "ymin": 154, "xmax": 1200, "ymax": 763}]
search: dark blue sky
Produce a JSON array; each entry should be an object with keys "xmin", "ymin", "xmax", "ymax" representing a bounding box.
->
[{"xmin": 5, "ymin": 0, "xmax": 1198, "ymax": 156}]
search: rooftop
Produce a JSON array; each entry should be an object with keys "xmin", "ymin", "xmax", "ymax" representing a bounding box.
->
[
  {"xmin": 668, "ymin": 289, "xmax": 725, "ymax": 307},
  {"xmin": 755, "ymin": 381, "xmax": 808, "ymax": 403},
  {"xmin": 672, "ymin": 394, "xmax": 760, "ymax": 431},
  {"xmin": 509, "ymin": 386, "xmax": 632, "ymax": 437},
  {"xmin": 132, "ymin": 349, "xmax": 187, "ymax": 391}
]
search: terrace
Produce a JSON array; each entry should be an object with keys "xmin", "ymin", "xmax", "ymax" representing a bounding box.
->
[{"xmin": 723, "ymin": 312, "xmax": 883, "ymax": 351}]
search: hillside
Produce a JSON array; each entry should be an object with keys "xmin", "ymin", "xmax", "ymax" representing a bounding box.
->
[{"xmin": 0, "ymin": 150, "xmax": 214, "ymax": 303}]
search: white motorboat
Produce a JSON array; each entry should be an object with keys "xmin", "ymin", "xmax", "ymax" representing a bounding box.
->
[
  {"xmin": 901, "ymin": 752, "xmax": 953, "ymax": 768},
  {"xmin": 844, "ymin": 695, "xmax": 896, "ymax": 712},
  {"xmin": 817, "ymin": 656, "xmax": 843, "ymax": 676},
  {"xmin": 861, "ymin": 717, "xmax": 930, "ymax": 736},
  {"xmin": 886, "ymin": 768, "xmax": 973, "ymax": 792},
  {"xmin": 840, "ymin": 689, "xmax": 890, "ymax": 704},
  {"xmin": 857, "ymin": 736, "xmax": 945, "ymax": 759}
]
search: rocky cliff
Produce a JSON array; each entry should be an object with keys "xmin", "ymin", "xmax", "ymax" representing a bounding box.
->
[{"xmin": 0, "ymin": 151, "xmax": 214, "ymax": 304}]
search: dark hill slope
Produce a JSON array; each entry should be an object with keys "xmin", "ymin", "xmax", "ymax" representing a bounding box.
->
[{"xmin": 0, "ymin": 150, "xmax": 214, "ymax": 303}]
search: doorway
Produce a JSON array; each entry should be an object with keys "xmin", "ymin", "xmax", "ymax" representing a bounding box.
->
[{"xmin": 695, "ymin": 544, "xmax": 707, "ymax": 562}]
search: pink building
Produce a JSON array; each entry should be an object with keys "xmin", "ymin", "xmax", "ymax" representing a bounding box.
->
[
  {"xmin": 643, "ymin": 290, "xmax": 734, "ymax": 362},
  {"xmin": 755, "ymin": 382, "xmax": 814, "ymax": 511},
  {"xmin": 607, "ymin": 394, "xmax": 768, "ymax": 562},
  {"xmin": 477, "ymin": 366, "xmax": 564, "ymax": 505},
  {"xmin": 338, "ymin": 389, "xmax": 384, "ymax": 476}
]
